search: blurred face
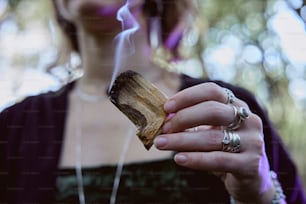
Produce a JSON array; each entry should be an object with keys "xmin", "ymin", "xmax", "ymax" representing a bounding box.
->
[{"xmin": 56, "ymin": 0, "xmax": 144, "ymax": 34}]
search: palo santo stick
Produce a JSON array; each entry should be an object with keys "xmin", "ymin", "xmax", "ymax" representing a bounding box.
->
[{"xmin": 109, "ymin": 70, "xmax": 168, "ymax": 150}]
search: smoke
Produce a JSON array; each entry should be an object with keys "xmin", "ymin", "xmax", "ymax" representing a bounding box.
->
[{"xmin": 109, "ymin": 0, "xmax": 140, "ymax": 91}]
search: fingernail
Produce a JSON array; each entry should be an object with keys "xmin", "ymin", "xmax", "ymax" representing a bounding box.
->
[
  {"xmin": 154, "ymin": 136, "xmax": 168, "ymax": 148},
  {"xmin": 164, "ymin": 100, "xmax": 176, "ymax": 112},
  {"xmin": 166, "ymin": 113, "xmax": 175, "ymax": 121},
  {"xmin": 162, "ymin": 122, "xmax": 171, "ymax": 133},
  {"xmin": 175, "ymin": 154, "xmax": 188, "ymax": 164}
]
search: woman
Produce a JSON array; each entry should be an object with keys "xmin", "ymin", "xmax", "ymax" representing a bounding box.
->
[{"xmin": 0, "ymin": 0, "xmax": 305, "ymax": 203}]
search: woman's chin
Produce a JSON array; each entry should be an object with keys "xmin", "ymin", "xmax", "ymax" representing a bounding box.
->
[
  {"xmin": 83, "ymin": 23, "xmax": 122, "ymax": 36},
  {"xmin": 78, "ymin": 2, "xmax": 123, "ymax": 33}
]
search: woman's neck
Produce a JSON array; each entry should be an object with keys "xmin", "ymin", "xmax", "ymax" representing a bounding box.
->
[
  {"xmin": 79, "ymin": 27, "xmax": 158, "ymax": 79},
  {"xmin": 75, "ymin": 27, "xmax": 178, "ymax": 97}
]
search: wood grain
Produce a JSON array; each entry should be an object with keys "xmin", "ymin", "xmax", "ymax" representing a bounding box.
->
[{"xmin": 109, "ymin": 70, "xmax": 168, "ymax": 150}]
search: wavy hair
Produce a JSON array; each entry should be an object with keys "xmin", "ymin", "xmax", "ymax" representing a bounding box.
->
[{"xmin": 52, "ymin": 0, "xmax": 193, "ymax": 55}]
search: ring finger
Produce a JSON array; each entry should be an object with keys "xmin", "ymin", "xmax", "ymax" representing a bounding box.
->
[
  {"xmin": 155, "ymin": 128, "xmax": 254, "ymax": 153},
  {"xmin": 163, "ymin": 101, "xmax": 241, "ymax": 133}
]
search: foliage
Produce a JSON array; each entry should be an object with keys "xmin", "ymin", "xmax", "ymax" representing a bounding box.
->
[
  {"xmin": 2, "ymin": 0, "xmax": 306, "ymax": 185},
  {"xmin": 186, "ymin": 0, "xmax": 306, "ymax": 184},
  {"xmin": 7, "ymin": 0, "xmax": 20, "ymax": 9}
]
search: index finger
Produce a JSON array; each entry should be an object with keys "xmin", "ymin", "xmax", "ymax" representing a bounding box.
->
[{"xmin": 164, "ymin": 82, "xmax": 236, "ymax": 113}]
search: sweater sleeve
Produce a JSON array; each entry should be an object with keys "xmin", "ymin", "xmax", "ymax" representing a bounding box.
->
[
  {"xmin": 233, "ymin": 87, "xmax": 306, "ymax": 204},
  {"xmin": 0, "ymin": 83, "xmax": 72, "ymax": 204},
  {"xmin": 0, "ymin": 107, "xmax": 9, "ymax": 202},
  {"xmin": 180, "ymin": 75, "xmax": 306, "ymax": 203},
  {"xmin": 0, "ymin": 97, "xmax": 35, "ymax": 203}
]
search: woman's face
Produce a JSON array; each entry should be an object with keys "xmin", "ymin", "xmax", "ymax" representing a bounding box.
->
[{"xmin": 56, "ymin": 0, "xmax": 144, "ymax": 34}]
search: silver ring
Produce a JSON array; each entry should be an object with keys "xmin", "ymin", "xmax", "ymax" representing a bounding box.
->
[
  {"xmin": 222, "ymin": 129, "xmax": 241, "ymax": 153},
  {"xmin": 224, "ymin": 88, "xmax": 235, "ymax": 104},
  {"xmin": 227, "ymin": 106, "xmax": 250, "ymax": 130}
]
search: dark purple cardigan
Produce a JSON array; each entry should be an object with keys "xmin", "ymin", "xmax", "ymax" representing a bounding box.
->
[{"xmin": 0, "ymin": 75, "xmax": 305, "ymax": 203}]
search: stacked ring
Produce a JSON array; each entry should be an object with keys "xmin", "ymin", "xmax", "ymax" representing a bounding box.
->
[
  {"xmin": 222, "ymin": 129, "xmax": 241, "ymax": 153},
  {"xmin": 224, "ymin": 88, "xmax": 235, "ymax": 104},
  {"xmin": 227, "ymin": 106, "xmax": 249, "ymax": 130}
]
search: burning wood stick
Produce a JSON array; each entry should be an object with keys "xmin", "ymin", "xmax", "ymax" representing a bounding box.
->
[{"xmin": 109, "ymin": 70, "xmax": 168, "ymax": 150}]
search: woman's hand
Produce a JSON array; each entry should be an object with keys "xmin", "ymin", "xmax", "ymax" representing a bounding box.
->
[{"xmin": 154, "ymin": 82, "xmax": 277, "ymax": 203}]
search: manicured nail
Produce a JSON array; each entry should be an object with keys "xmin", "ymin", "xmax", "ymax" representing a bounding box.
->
[
  {"xmin": 164, "ymin": 100, "xmax": 176, "ymax": 112},
  {"xmin": 154, "ymin": 137, "xmax": 168, "ymax": 148},
  {"xmin": 175, "ymin": 154, "xmax": 188, "ymax": 164},
  {"xmin": 166, "ymin": 113, "xmax": 175, "ymax": 121}
]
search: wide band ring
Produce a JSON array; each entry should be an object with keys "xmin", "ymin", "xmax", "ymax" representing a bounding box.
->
[
  {"xmin": 224, "ymin": 88, "xmax": 235, "ymax": 104},
  {"xmin": 222, "ymin": 129, "xmax": 241, "ymax": 153},
  {"xmin": 227, "ymin": 106, "xmax": 250, "ymax": 130}
]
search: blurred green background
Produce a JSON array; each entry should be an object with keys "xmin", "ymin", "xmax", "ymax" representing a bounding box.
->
[{"xmin": 1, "ymin": 0, "xmax": 306, "ymax": 187}]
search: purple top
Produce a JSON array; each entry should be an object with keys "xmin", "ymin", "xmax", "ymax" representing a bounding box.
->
[{"xmin": 0, "ymin": 75, "xmax": 305, "ymax": 203}]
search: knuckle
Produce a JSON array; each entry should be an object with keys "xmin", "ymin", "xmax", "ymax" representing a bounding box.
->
[
  {"xmin": 251, "ymin": 135, "xmax": 264, "ymax": 153},
  {"xmin": 206, "ymin": 82, "xmax": 224, "ymax": 98},
  {"xmin": 248, "ymin": 114, "xmax": 263, "ymax": 131},
  {"xmin": 250, "ymin": 154, "xmax": 261, "ymax": 172},
  {"xmin": 240, "ymin": 101, "xmax": 249, "ymax": 109},
  {"xmin": 206, "ymin": 82, "xmax": 220, "ymax": 92},
  {"xmin": 242, "ymin": 154, "xmax": 261, "ymax": 176},
  {"xmin": 206, "ymin": 101, "xmax": 224, "ymax": 118},
  {"xmin": 175, "ymin": 132, "xmax": 189, "ymax": 146}
]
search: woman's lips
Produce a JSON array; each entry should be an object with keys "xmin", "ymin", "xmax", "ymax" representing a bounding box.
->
[
  {"xmin": 97, "ymin": 4, "xmax": 122, "ymax": 16},
  {"xmin": 79, "ymin": 2, "xmax": 123, "ymax": 18},
  {"xmin": 77, "ymin": 1, "xmax": 142, "ymax": 33}
]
